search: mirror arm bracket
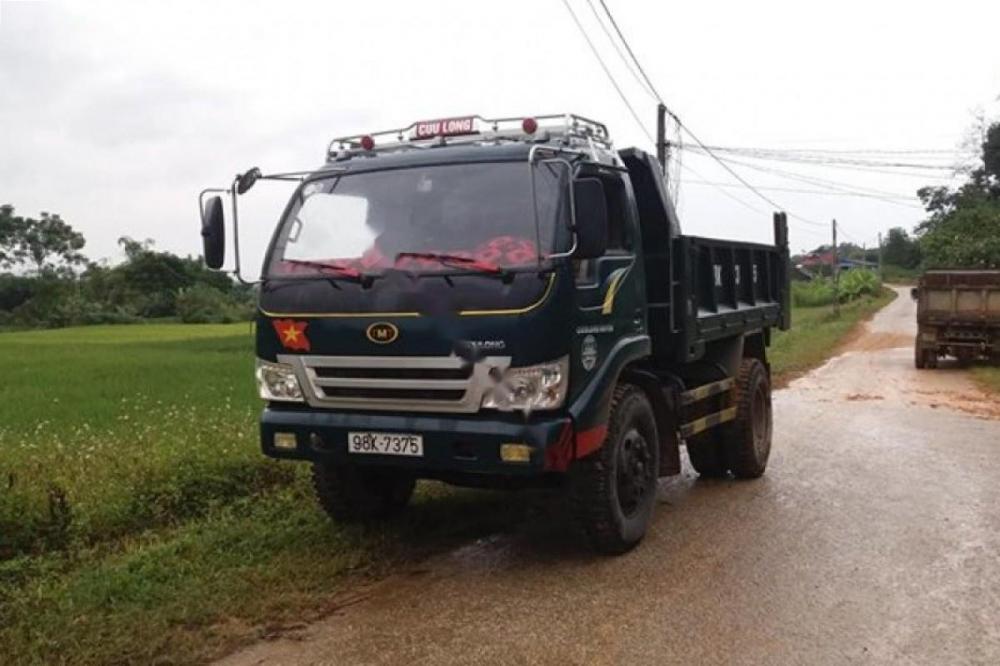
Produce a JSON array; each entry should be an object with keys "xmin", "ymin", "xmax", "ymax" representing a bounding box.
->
[
  {"xmin": 528, "ymin": 147, "xmax": 582, "ymax": 262},
  {"xmin": 228, "ymin": 177, "xmax": 259, "ymax": 286}
]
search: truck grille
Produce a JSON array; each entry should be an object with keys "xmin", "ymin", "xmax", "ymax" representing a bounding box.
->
[{"xmin": 278, "ymin": 354, "xmax": 511, "ymax": 413}]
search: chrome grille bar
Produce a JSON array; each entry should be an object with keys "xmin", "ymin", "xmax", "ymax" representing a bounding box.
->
[{"xmin": 278, "ymin": 354, "xmax": 511, "ymax": 413}]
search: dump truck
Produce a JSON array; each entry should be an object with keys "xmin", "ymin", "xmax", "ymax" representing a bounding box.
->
[
  {"xmin": 198, "ymin": 114, "xmax": 791, "ymax": 554},
  {"xmin": 913, "ymin": 270, "xmax": 1000, "ymax": 368}
]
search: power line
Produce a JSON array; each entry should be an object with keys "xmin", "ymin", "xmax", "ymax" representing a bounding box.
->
[
  {"xmin": 684, "ymin": 180, "xmax": 919, "ymax": 202},
  {"xmin": 684, "ymin": 151, "xmax": 926, "ymax": 209},
  {"xmin": 597, "ymin": 0, "xmax": 666, "ymax": 109},
  {"xmin": 679, "ymin": 163, "xmax": 765, "ymax": 215},
  {"xmin": 574, "ymin": 0, "xmax": 870, "ymax": 235},
  {"xmin": 686, "ymin": 145, "xmax": 960, "ymax": 171},
  {"xmin": 584, "ymin": 0, "xmax": 657, "ymax": 101},
  {"xmin": 682, "ymin": 145, "xmax": 962, "ymax": 180},
  {"xmin": 559, "ymin": 0, "xmax": 656, "ymax": 147},
  {"xmin": 695, "ymin": 145, "xmax": 962, "ymax": 156},
  {"xmin": 680, "ymin": 163, "xmax": 829, "ymax": 241},
  {"xmin": 591, "ymin": 1, "xmax": 817, "ymax": 220}
]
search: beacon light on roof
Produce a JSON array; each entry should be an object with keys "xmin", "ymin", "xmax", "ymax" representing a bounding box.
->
[{"xmin": 326, "ymin": 114, "xmax": 614, "ymax": 163}]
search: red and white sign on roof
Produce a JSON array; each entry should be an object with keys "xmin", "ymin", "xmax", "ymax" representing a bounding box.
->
[{"xmin": 413, "ymin": 116, "xmax": 478, "ymax": 139}]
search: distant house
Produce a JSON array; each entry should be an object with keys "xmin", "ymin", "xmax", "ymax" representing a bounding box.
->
[{"xmin": 798, "ymin": 251, "xmax": 876, "ymax": 273}]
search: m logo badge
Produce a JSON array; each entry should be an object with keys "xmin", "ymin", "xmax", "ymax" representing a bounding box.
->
[{"xmin": 366, "ymin": 322, "xmax": 399, "ymax": 344}]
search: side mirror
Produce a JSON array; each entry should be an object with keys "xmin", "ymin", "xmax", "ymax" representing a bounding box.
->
[
  {"xmin": 236, "ymin": 167, "xmax": 262, "ymax": 195},
  {"xmin": 201, "ymin": 195, "xmax": 226, "ymax": 269},
  {"xmin": 571, "ymin": 178, "xmax": 608, "ymax": 259},
  {"xmin": 910, "ymin": 287, "xmax": 919, "ymax": 301}
]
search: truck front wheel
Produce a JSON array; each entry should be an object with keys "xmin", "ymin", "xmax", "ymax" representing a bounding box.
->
[
  {"xmin": 723, "ymin": 358, "xmax": 773, "ymax": 479},
  {"xmin": 312, "ymin": 463, "xmax": 415, "ymax": 522},
  {"xmin": 570, "ymin": 384, "xmax": 660, "ymax": 555}
]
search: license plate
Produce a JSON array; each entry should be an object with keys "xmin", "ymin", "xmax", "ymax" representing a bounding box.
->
[{"xmin": 348, "ymin": 431, "xmax": 423, "ymax": 457}]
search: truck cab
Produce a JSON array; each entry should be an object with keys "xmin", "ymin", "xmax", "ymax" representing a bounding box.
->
[{"xmin": 198, "ymin": 114, "xmax": 791, "ymax": 553}]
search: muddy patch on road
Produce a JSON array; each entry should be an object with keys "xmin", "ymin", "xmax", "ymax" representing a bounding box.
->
[
  {"xmin": 845, "ymin": 393, "xmax": 885, "ymax": 402},
  {"xmin": 907, "ymin": 386, "xmax": 1000, "ymax": 421},
  {"xmin": 842, "ymin": 330, "xmax": 911, "ymax": 353}
]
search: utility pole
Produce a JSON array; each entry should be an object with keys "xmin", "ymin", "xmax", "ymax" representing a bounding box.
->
[
  {"xmin": 832, "ymin": 219, "xmax": 840, "ymax": 317},
  {"xmin": 877, "ymin": 231, "xmax": 883, "ymax": 278},
  {"xmin": 655, "ymin": 103, "xmax": 669, "ymax": 173}
]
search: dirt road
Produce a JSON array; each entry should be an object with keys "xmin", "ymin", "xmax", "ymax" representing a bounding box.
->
[{"xmin": 220, "ymin": 288, "xmax": 1000, "ymax": 665}]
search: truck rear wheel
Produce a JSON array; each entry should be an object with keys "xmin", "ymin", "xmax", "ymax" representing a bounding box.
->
[
  {"xmin": 723, "ymin": 358, "xmax": 772, "ymax": 479},
  {"xmin": 312, "ymin": 463, "xmax": 415, "ymax": 522},
  {"xmin": 570, "ymin": 384, "xmax": 660, "ymax": 555},
  {"xmin": 914, "ymin": 341, "xmax": 926, "ymax": 369}
]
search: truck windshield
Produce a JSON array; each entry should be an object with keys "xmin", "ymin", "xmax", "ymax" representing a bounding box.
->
[{"xmin": 267, "ymin": 162, "xmax": 568, "ymax": 278}]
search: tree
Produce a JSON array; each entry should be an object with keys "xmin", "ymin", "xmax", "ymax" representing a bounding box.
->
[
  {"xmin": 881, "ymin": 227, "xmax": 921, "ymax": 269},
  {"xmin": 0, "ymin": 206, "xmax": 86, "ymax": 273},
  {"xmin": 920, "ymin": 202, "xmax": 1000, "ymax": 268},
  {"xmin": 915, "ymin": 118, "xmax": 1000, "ymax": 268},
  {"xmin": 0, "ymin": 205, "xmax": 26, "ymax": 269}
]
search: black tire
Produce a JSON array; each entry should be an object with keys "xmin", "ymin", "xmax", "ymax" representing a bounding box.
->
[
  {"xmin": 312, "ymin": 463, "xmax": 415, "ymax": 522},
  {"xmin": 914, "ymin": 341, "xmax": 926, "ymax": 369},
  {"xmin": 926, "ymin": 351, "xmax": 938, "ymax": 369},
  {"xmin": 570, "ymin": 384, "xmax": 660, "ymax": 555},
  {"xmin": 685, "ymin": 432, "xmax": 729, "ymax": 477},
  {"xmin": 722, "ymin": 358, "xmax": 773, "ymax": 479}
]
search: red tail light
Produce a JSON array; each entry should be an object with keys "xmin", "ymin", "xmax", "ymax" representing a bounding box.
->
[
  {"xmin": 522, "ymin": 117, "xmax": 538, "ymax": 135},
  {"xmin": 360, "ymin": 135, "xmax": 375, "ymax": 151}
]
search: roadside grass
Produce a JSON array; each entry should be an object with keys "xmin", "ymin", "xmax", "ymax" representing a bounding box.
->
[
  {"xmin": 1, "ymin": 481, "xmax": 538, "ymax": 665},
  {"xmin": 972, "ymin": 367, "xmax": 1000, "ymax": 394},
  {"xmin": 0, "ymin": 292, "xmax": 897, "ymax": 666},
  {"xmin": 769, "ymin": 287, "xmax": 897, "ymax": 383},
  {"xmin": 0, "ymin": 323, "xmax": 540, "ymax": 665}
]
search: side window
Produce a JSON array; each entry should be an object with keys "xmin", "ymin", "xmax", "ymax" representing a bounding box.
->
[
  {"xmin": 574, "ymin": 174, "xmax": 633, "ymax": 283},
  {"xmin": 603, "ymin": 176, "xmax": 631, "ymax": 253}
]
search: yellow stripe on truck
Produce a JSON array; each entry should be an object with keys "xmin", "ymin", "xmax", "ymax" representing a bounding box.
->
[{"xmin": 601, "ymin": 268, "xmax": 629, "ymax": 315}]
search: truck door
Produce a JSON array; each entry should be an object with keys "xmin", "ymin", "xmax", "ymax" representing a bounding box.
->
[{"xmin": 572, "ymin": 172, "xmax": 646, "ymax": 373}]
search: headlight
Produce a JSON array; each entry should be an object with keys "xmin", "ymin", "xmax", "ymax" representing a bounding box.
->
[
  {"xmin": 482, "ymin": 356, "xmax": 569, "ymax": 413},
  {"xmin": 255, "ymin": 359, "xmax": 304, "ymax": 402}
]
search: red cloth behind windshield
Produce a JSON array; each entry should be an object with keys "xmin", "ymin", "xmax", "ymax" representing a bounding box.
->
[{"xmin": 276, "ymin": 235, "xmax": 538, "ymax": 275}]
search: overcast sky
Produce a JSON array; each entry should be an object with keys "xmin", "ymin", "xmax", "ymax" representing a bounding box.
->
[{"xmin": 2, "ymin": 0, "xmax": 998, "ymax": 275}]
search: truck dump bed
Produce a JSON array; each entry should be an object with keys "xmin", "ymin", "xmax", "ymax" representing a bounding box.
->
[
  {"xmin": 918, "ymin": 270, "xmax": 1000, "ymax": 324},
  {"xmin": 914, "ymin": 270, "xmax": 1000, "ymax": 366},
  {"xmin": 620, "ymin": 149, "xmax": 790, "ymax": 365}
]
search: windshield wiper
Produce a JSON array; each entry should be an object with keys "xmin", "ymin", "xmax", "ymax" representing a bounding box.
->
[
  {"xmin": 279, "ymin": 259, "xmax": 378, "ymax": 288},
  {"xmin": 282, "ymin": 259, "xmax": 363, "ymax": 278},
  {"xmin": 394, "ymin": 252, "xmax": 503, "ymax": 275}
]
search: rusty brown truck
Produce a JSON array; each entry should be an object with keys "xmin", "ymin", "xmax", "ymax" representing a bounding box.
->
[{"xmin": 913, "ymin": 270, "xmax": 1000, "ymax": 368}]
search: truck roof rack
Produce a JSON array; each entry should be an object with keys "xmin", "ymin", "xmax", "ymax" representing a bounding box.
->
[{"xmin": 326, "ymin": 114, "xmax": 614, "ymax": 163}]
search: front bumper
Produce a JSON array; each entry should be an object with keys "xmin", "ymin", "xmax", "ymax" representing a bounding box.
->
[{"xmin": 261, "ymin": 406, "xmax": 573, "ymax": 476}]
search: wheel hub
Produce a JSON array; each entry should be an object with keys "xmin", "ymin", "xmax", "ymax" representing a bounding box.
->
[{"xmin": 617, "ymin": 428, "xmax": 652, "ymax": 517}]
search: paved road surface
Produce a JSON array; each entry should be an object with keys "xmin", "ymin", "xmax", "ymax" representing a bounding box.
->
[{"xmin": 220, "ymin": 288, "xmax": 1000, "ymax": 665}]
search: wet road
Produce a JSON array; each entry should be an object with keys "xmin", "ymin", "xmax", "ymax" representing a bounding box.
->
[{"xmin": 221, "ymin": 288, "xmax": 1000, "ymax": 665}]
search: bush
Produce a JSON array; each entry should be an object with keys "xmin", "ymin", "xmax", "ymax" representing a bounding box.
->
[
  {"xmin": 792, "ymin": 278, "xmax": 837, "ymax": 307},
  {"xmin": 839, "ymin": 269, "xmax": 881, "ymax": 302},
  {"xmin": 792, "ymin": 270, "xmax": 882, "ymax": 308},
  {"xmin": 6, "ymin": 279, "xmax": 141, "ymax": 329},
  {"xmin": 0, "ymin": 274, "xmax": 37, "ymax": 311},
  {"xmin": 175, "ymin": 284, "xmax": 252, "ymax": 324}
]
